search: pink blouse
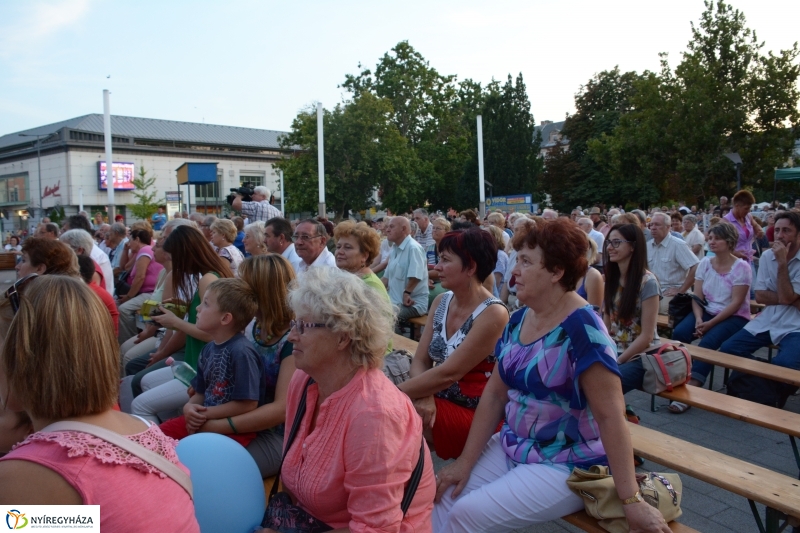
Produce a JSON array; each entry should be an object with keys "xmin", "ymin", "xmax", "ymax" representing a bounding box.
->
[
  {"xmin": 282, "ymin": 368, "xmax": 435, "ymax": 533},
  {"xmin": 0, "ymin": 425, "xmax": 199, "ymax": 533}
]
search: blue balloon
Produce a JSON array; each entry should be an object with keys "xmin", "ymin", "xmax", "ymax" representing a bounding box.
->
[{"xmin": 176, "ymin": 433, "xmax": 265, "ymax": 533}]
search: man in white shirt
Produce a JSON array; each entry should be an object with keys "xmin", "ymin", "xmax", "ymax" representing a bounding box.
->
[
  {"xmin": 412, "ymin": 209, "xmax": 434, "ymax": 249},
  {"xmin": 646, "ymin": 212, "xmax": 699, "ymax": 314},
  {"xmin": 264, "ymin": 217, "xmax": 302, "ymax": 272},
  {"xmin": 577, "ymin": 217, "xmax": 604, "ymax": 266},
  {"xmin": 232, "ymin": 186, "xmax": 282, "ymax": 223},
  {"xmin": 382, "ymin": 216, "xmax": 428, "ymax": 320},
  {"xmin": 63, "ymin": 215, "xmax": 114, "ymax": 295},
  {"xmin": 681, "ymin": 214, "xmax": 705, "ymax": 260},
  {"xmin": 293, "ymin": 219, "xmax": 336, "ymax": 273},
  {"xmin": 719, "ymin": 211, "xmax": 800, "ymax": 407}
]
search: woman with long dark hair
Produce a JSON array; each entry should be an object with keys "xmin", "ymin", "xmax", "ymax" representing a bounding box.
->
[{"xmin": 602, "ymin": 224, "xmax": 661, "ymax": 394}]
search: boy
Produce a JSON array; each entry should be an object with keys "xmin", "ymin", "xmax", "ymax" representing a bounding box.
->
[{"xmin": 159, "ymin": 278, "xmax": 263, "ymax": 446}]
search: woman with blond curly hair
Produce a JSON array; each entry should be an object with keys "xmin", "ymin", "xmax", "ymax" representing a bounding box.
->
[{"xmin": 262, "ymin": 267, "xmax": 434, "ymax": 532}]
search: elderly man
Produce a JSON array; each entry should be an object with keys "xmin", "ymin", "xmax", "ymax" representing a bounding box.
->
[
  {"xmin": 265, "ymin": 217, "xmax": 303, "ymax": 272},
  {"xmin": 63, "ymin": 215, "xmax": 113, "ymax": 294},
  {"xmin": 717, "ymin": 212, "xmax": 800, "ymax": 407},
  {"xmin": 34, "ymin": 222, "xmax": 59, "ymax": 240},
  {"xmin": 681, "ymin": 214, "xmax": 705, "ymax": 260},
  {"xmin": 232, "ymin": 185, "xmax": 281, "ymax": 223},
  {"xmin": 577, "ymin": 217, "xmax": 604, "ymax": 265},
  {"xmin": 647, "ymin": 212, "xmax": 699, "ymax": 314},
  {"xmin": 382, "ymin": 216, "xmax": 429, "ymax": 320},
  {"xmin": 105, "ymin": 223, "xmax": 129, "ymax": 273},
  {"xmin": 412, "ymin": 208, "xmax": 434, "ymax": 249},
  {"xmin": 589, "ymin": 207, "xmax": 609, "ymax": 236},
  {"xmin": 60, "ymin": 229, "xmax": 109, "ymax": 292},
  {"xmin": 96, "ymin": 223, "xmax": 112, "ymax": 254},
  {"xmin": 293, "ymin": 219, "xmax": 336, "ymax": 272},
  {"xmin": 200, "ymin": 215, "xmax": 217, "ymax": 243}
]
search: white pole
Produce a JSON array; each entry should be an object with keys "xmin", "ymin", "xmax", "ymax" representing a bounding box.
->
[
  {"xmin": 477, "ymin": 115, "xmax": 486, "ymax": 219},
  {"xmin": 103, "ymin": 90, "xmax": 115, "ymax": 220},
  {"xmin": 79, "ymin": 187, "xmax": 84, "ymax": 213},
  {"xmin": 317, "ymin": 102, "xmax": 325, "ymax": 218},
  {"xmin": 279, "ymin": 169, "xmax": 285, "ymax": 216}
]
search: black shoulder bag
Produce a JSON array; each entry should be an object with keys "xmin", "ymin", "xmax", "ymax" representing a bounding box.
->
[{"xmin": 262, "ymin": 377, "xmax": 427, "ymax": 533}]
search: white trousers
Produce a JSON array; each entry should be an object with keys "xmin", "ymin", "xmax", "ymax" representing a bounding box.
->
[
  {"xmin": 432, "ymin": 434, "xmax": 584, "ymax": 533},
  {"xmin": 130, "ymin": 367, "xmax": 189, "ymax": 423}
]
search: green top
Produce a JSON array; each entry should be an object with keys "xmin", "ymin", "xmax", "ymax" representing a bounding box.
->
[
  {"xmin": 360, "ymin": 271, "xmax": 393, "ymax": 353},
  {"xmin": 184, "ymin": 272, "xmax": 219, "ymax": 370}
]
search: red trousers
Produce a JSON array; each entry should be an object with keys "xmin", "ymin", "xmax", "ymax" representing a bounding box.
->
[{"xmin": 159, "ymin": 415, "xmax": 256, "ymax": 447}]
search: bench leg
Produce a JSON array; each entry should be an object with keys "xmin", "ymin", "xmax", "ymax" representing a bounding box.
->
[
  {"xmin": 791, "ymin": 435, "xmax": 800, "ymax": 479},
  {"xmin": 650, "ymin": 394, "xmax": 658, "ymax": 412},
  {"xmin": 749, "ymin": 500, "xmax": 792, "ymax": 533},
  {"xmin": 708, "ymin": 366, "xmax": 716, "ymax": 390}
]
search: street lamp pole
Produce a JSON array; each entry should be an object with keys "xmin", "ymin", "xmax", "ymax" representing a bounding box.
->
[
  {"xmin": 19, "ymin": 133, "xmax": 51, "ymax": 224},
  {"xmin": 724, "ymin": 153, "xmax": 743, "ymax": 191}
]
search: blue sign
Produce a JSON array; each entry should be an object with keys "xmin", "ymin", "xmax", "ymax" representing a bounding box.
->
[{"xmin": 485, "ymin": 194, "xmax": 537, "ymax": 213}]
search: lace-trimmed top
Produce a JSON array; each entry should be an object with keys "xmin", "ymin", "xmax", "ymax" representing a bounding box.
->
[
  {"xmin": 12, "ymin": 424, "xmax": 181, "ymax": 479},
  {"xmin": 429, "ymin": 291, "xmax": 505, "ymax": 408}
]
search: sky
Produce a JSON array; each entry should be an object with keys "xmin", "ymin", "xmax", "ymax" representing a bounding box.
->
[{"xmin": 0, "ymin": 0, "xmax": 797, "ymax": 136}]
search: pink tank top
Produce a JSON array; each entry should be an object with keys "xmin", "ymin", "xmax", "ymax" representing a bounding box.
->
[{"xmin": 0, "ymin": 425, "xmax": 199, "ymax": 533}]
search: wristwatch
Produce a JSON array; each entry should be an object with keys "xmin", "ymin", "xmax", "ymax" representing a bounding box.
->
[
  {"xmin": 622, "ymin": 491, "xmax": 644, "ymax": 505},
  {"xmin": 403, "ymin": 290, "xmax": 412, "ymax": 295}
]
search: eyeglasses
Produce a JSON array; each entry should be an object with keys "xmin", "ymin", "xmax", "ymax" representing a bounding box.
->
[
  {"xmin": 292, "ymin": 233, "xmax": 320, "ymax": 242},
  {"xmin": 289, "ymin": 319, "xmax": 327, "ymax": 335},
  {"xmin": 604, "ymin": 239, "xmax": 634, "ymax": 249},
  {"xmin": 5, "ymin": 273, "xmax": 39, "ymax": 313}
]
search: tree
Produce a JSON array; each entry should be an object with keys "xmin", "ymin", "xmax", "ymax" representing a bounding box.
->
[
  {"xmin": 276, "ymin": 93, "xmax": 418, "ymax": 220},
  {"xmin": 127, "ymin": 166, "xmax": 161, "ymax": 221}
]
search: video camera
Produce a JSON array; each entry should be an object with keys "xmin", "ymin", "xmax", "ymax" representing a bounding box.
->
[{"xmin": 226, "ymin": 182, "xmax": 255, "ymax": 205}]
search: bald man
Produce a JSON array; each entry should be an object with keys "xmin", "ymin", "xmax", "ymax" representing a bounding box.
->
[{"xmin": 383, "ymin": 217, "xmax": 429, "ymax": 320}]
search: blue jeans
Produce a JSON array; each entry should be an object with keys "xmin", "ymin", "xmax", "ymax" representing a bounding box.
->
[
  {"xmin": 619, "ymin": 359, "xmax": 646, "ymax": 395},
  {"xmin": 672, "ymin": 312, "xmax": 750, "ymax": 385},
  {"xmin": 719, "ymin": 329, "xmax": 800, "ymax": 372}
]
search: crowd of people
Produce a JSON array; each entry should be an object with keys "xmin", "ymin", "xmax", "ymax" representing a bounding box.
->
[{"xmin": 1, "ymin": 191, "xmax": 799, "ymax": 532}]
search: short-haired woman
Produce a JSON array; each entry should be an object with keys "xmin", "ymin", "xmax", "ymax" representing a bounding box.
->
[
  {"xmin": 433, "ymin": 219, "xmax": 669, "ymax": 533},
  {"xmin": 398, "ymin": 228, "xmax": 509, "ymax": 460},
  {"xmin": 427, "ymin": 217, "xmax": 452, "ymax": 306},
  {"xmin": 0, "ymin": 276, "xmax": 199, "ymax": 532},
  {"xmin": 271, "ymin": 267, "xmax": 434, "ymax": 530},
  {"xmin": 210, "ymin": 218, "xmax": 244, "ymax": 275},
  {"xmin": 117, "ymin": 227, "xmax": 165, "ymax": 340},
  {"xmin": 243, "ymin": 221, "xmax": 268, "ymax": 256},
  {"xmin": 16, "ymin": 238, "xmax": 79, "ymax": 279},
  {"xmin": 199, "ymin": 255, "xmax": 297, "ymax": 477},
  {"xmin": 668, "ymin": 221, "xmax": 751, "ymax": 413},
  {"xmin": 333, "ymin": 220, "xmax": 386, "ymax": 297}
]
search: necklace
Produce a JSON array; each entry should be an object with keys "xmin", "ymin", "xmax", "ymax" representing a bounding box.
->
[{"xmin": 253, "ymin": 323, "xmax": 273, "ymax": 346}]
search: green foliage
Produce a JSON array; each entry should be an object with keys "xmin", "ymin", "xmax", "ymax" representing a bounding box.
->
[
  {"xmin": 127, "ymin": 166, "xmax": 161, "ymax": 221},
  {"xmin": 46, "ymin": 204, "xmax": 66, "ymax": 225},
  {"xmin": 276, "ymin": 92, "xmax": 418, "ymax": 220}
]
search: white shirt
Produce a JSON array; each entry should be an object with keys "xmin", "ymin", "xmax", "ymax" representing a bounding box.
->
[
  {"xmin": 281, "ymin": 243, "xmax": 303, "ymax": 273},
  {"xmin": 90, "ymin": 244, "xmax": 114, "ymax": 295},
  {"xmin": 745, "ymin": 248, "xmax": 800, "ymax": 343},
  {"xmin": 298, "ymin": 246, "xmax": 336, "ymax": 273},
  {"xmin": 683, "ymin": 227, "xmax": 706, "ymax": 260},
  {"xmin": 588, "ymin": 229, "xmax": 605, "ymax": 264},
  {"xmin": 646, "ymin": 235, "xmax": 699, "ymax": 290}
]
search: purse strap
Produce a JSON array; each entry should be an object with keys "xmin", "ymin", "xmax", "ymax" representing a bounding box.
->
[
  {"xmin": 42, "ymin": 420, "xmax": 193, "ymax": 499},
  {"xmin": 269, "ymin": 376, "xmax": 427, "ymax": 517},
  {"xmin": 653, "ymin": 343, "xmax": 692, "ymax": 391}
]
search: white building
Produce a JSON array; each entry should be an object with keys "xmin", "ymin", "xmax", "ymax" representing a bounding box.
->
[{"xmin": 0, "ymin": 114, "xmax": 291, "ymax": 232}]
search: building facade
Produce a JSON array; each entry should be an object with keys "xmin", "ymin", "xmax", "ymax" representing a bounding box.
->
[{"xmin": 0, "ymin": 114, "xmax": 291, "ymax": 232}]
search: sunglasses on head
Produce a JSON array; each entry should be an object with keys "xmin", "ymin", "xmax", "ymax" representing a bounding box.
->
[{"xmin": 5, "ymin": 273, "xmax": 39, "ymax": 313}]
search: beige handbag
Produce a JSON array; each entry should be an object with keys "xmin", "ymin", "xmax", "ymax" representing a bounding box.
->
[
  {"xmin": 566, "ymin": 465, "xmax": 682, "ymax": 533},
  {"xmin": 639, "ymin": 342, "xmax": 691, "ymax": 394}
]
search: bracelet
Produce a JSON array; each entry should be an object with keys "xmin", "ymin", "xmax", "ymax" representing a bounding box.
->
[
  {"xmin": 404, "ymin": 290, "xmax": 412, "ymax": 295},
  {"xmin": 226, "ymin": 417, "xmax": 238, "ymax": 434}
]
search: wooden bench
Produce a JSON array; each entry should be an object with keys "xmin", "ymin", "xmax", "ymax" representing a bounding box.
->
[
  {"xmin": 408, "ymin": 315, "xmax": 427, "ymax": 338},
  {"xmin": 629, "ymin": 422, "xmax": 800, "ymax": 533},
  {"xmin": 392, "ymin": 333, "xmax": 420, "ymax": 354},
  {"xmin": 658, "ymin": 384, "xmax": 800, "ymax": 474}
]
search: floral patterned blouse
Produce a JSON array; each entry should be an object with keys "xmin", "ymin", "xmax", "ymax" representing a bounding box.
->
[{"xmin": 606, "ymin": 270, "xmax": 661, "ymax": 351}]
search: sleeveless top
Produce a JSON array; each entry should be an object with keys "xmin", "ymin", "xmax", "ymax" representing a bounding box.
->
[
  {"xmin": 576, "ymin": 276, "xmax": 588, "ymax": 299},
  {"xmin": 429, "ymin": 291, "xmax": 505, "ymax": 408},
  {"xmin": 1, "ymin": 424, "xmax": 199, "ymax": 532}
]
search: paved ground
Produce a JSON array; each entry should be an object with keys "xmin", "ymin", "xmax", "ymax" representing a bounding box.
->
[{"xmin": 431, "ymin": 346, "xmax": 800, "ymax": 533}]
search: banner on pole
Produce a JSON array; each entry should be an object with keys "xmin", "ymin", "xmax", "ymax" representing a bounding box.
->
[{"xmin": 485, "ymin": 194, "xmax": 537, "ymax": 213}]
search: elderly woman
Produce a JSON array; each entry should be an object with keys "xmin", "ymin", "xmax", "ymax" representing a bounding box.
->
[
  {"xmin": 433, "ymin": 219, "xmax": 670, "ymax": 533},
  {"xmin": 668, "ymin": 221, "xmax": 751, "ymax": 413},
  {"xmin": 682, "ymin": 214, "xmax": 705, "ymax": 260},
  {"xmin": 427, "ymin": 217, "xmax": 451, "ymax": 306},
  {"xmin": 0, "ymin": 276, "xmax": 199, "ymax": 532},
  {"xmin": 334, "ymin": 220, "xmax": 387, "ymax": 298},
  {"xmin": 210, "ymin": 218, "xmax": 245, "ymax": 275},
  {"xmin": 199, "ymin": 254, "xmax": 296, "ymax": 477},
  {"xmin": 15, "ymin": 238, "xmax": 79, "ymax": 280},
  {"xmin": 263, "ymin": 267, "xmax": 434, "ymax": 531},
  {"xmin": 243, "ymin": 221, "xmax": 269, "ymax": 256},
  {"xmin": 397, "ymin": 228, "xmax": 509, "ymax": 460}
]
